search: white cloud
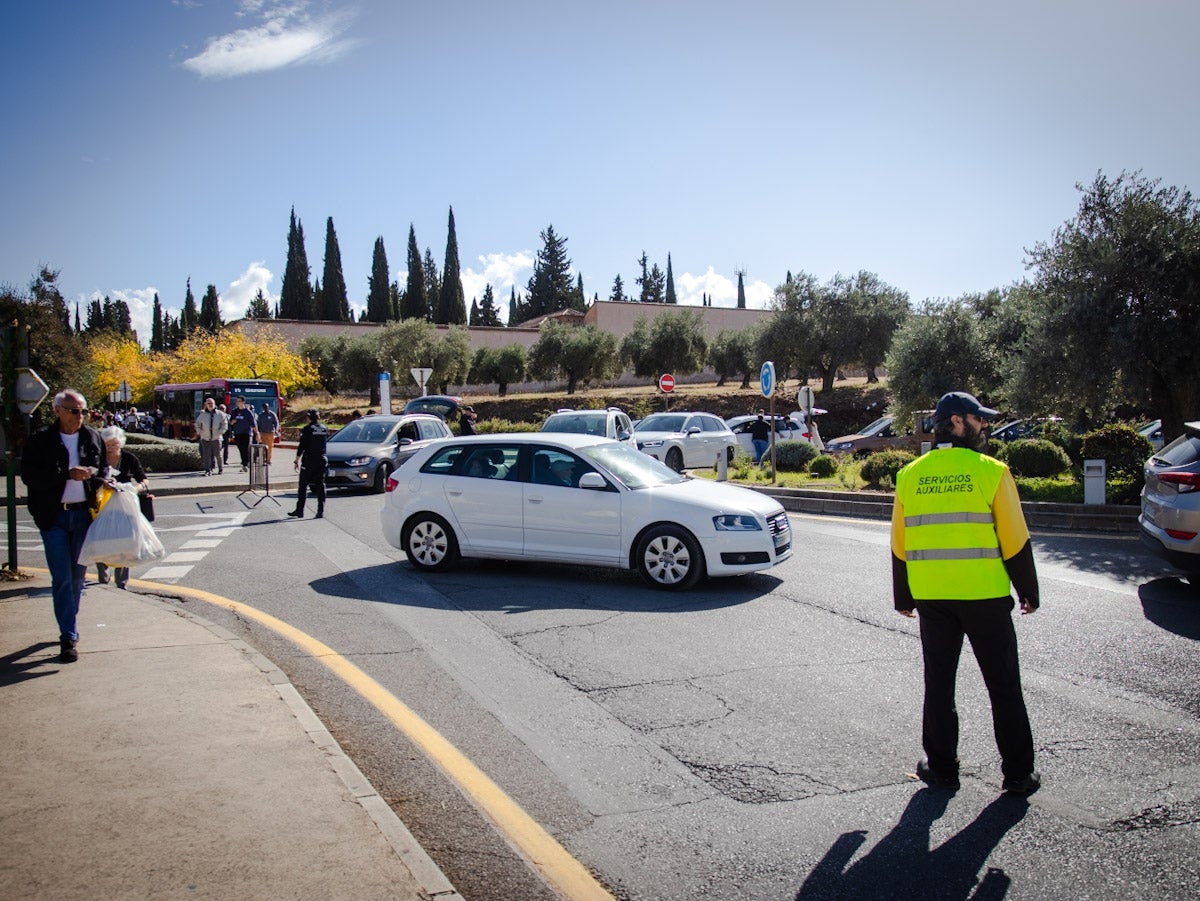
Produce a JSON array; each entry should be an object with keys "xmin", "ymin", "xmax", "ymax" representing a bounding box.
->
[
  {"xmin": 225, "ymin": 261, "xmax": 276, "ymax": 320},
  {"xmin": 182, "ymin": 2, "xmax": 356, "ymax": 79},
  {"xmin": 461, "ymin": 250, "xmax": 535, "ymax": 311},
  {"xmin": 677, "ymin": 267, "xmax": 774, "ymax": 309}
]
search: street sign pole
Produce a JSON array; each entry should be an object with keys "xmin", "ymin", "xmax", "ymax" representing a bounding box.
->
[{"xmin": 761, "ymin": 361, "xmax": 776, "ymax": 484}]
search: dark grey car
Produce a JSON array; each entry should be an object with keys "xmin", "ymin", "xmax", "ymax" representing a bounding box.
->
[{"xmin": 325, "ymin": 413, "xmax": 452, "ymax": 493}]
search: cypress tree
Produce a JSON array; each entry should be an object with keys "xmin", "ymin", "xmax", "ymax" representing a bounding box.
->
[
  {"xmin": 246, "ymin": 289, "xmax": 271, "ymax": 319},
  {"xmin": 423, "ymin": 247, "xmax": 440, "ymax": 321},
  {"xmin": 610, "ymin": 274, "xmax": 627, "ymax": 302},
  {"xmin": 437, "ymin": 206, "xmax": 467, "ymax": 324},
  {"xmin": 320, "ymin": 216, "xmax": 351, "ymax": 321},
  {"xmin": 199, "ymin": 284, "xmax": 222, "ymax": 332},
  {"xmin": 150, "ymin": 294, "xmax": 163, "ymax": 350},
  {"xmin": 279, "ymin": 207, "xmax": 313, "ymax": 319},
  {"xmin": 636, "ymin": 252, "xmax": 650, "ymax": 303},
  {"xmin": 736, "ymin": 270, "xmax": 747, "ymax": 309},
  {"xmin": 665, "ymin": 253, "xmax": 677, "ymax": 304},
  {"xmin": 400, "ymin": 226, "xmax": 427, "ymax": 320},
  {"xmin": 526, "ymin": 225, "xmax": 574, "ymax": 318},
  {"xmin": 478, "ymin": 284, "xmax": 502, "ymax": 326},
  {"xmin": 181, "ymin": 279, "xmax": 199, "ymax": 332},
  {"xmin": 367, "ymin": 236, "xmax": 391, "ymax": 322}
]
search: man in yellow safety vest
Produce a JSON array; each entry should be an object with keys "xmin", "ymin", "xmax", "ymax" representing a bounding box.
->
[{"xmin": 891, "ymin": 391, "xmax": 1041, "ymax": 796}]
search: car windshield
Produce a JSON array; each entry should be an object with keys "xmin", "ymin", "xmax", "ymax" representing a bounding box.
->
[
  {"xmin": 636, "ymin": 414, "xmax": 688, "ymax": 433},
  {"xmin": 580, "ymin": 442, "xmax": 685, "ymax": 489},
  {"xmin": 859, "ymin": 416, "xmax": 892, "ymax": 435},
  {"xmin": 329, "ymin": 420, "xmax": 395, "ymax": 443},
  {"xmin": 543, "ymin": 413, "xmax": 606, "ymax": 436}
]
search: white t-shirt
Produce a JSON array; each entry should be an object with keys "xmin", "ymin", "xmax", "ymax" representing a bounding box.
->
[{"xmin": 60, "ymin": 431, "xmax": 87, "ymax": 504}]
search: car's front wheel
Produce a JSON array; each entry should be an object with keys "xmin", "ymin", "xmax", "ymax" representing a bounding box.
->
[
  {"xmin": 665, "ymin": 447, "xmax": 685, "ymax": 472},
  {"xmin": 403, "ymin": 513, "xmax": 460, "ymax": 572},
  {"xmin": 636, "ymin": 524, "xmax": 703, "ymax": 590},
  {"xmin": 372, "ymin": 462, "xmax": 392, "ymax": 494}
]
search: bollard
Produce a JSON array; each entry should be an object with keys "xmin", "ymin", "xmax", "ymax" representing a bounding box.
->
[{"xmin": 716, "ymin": 449, "xmax": 728, "ymax": 481}]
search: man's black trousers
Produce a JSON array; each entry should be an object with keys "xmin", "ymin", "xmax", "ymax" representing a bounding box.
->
[{"xmin": 916, "ymin": 596, "xmax": 1034, "ymax": 780}]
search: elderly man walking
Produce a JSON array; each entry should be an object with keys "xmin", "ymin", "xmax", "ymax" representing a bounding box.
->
[{"xmin": 21, "ymin": 389, "xmax": 109, "ymax": 662}]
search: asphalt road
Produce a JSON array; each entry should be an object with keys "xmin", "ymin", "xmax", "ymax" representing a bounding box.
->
[{"xmin": 11, "ymin": 487, "xmax": 1200, "ymax": 900}]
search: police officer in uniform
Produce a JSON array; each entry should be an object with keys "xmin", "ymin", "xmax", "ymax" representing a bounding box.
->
[
  {"xmin": 289, "ymin": 409, "xmax": 329, "ymax": 519},
  {"xmin": 890, "ymin": 391, "xmax": 1041, "ymax": 796}
]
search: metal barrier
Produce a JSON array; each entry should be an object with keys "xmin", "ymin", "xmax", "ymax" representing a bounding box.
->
[{"xmin": 238, "ymin": 443, "xmax": 280, "ymax": 507}]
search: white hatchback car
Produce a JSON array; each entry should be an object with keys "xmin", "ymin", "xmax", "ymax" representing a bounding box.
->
[
  {"xmin": 381, "ymin": 434, "xmax": 793, "ymax": 590},
  {"xmin": 633, "ymin": 411, "xmax": 738, "ymax": 472},
  {"xmin": 541, "ymin": 407, "xmax": 634, "ymax": 443}
]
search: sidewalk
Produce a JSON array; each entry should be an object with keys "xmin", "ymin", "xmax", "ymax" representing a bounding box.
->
[{"xmin": 0, "ymin": 573, "xmax": 460, "ymax": 900}]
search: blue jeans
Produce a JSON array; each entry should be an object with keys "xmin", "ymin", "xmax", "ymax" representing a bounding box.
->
[
  {"xmin": 752, "ymin": 439, "xmax": 769, "ymax": 463},
  {"xmin": 41, "ymin": 508, "xmax": 92, "ymax": 641}
]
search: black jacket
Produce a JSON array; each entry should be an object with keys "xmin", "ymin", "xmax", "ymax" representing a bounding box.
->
[{"xmin": 21, "ymin": 424, "xmax": 108, "ymax": 530}]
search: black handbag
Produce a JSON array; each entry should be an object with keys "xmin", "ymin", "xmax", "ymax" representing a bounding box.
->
[{"xmin": 138, "ymin": 493, "xmax": 155, "ymax": 523}]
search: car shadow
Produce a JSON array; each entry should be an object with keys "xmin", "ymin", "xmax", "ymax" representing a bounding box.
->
[
  {"xmin": 796, "ymin": 790, "xmax": 1029, "ymax": 900},
  {"xmin": 308, "ymin": 560, "xmax": 782, "ymax": 613},
  {"xmin": 1138, "ymin": 578, "xmax": 1200, "ymax": 640}
]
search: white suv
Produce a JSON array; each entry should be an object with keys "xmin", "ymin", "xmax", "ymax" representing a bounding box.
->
[
  {"xmin": 541, "ymin": 407, "xmax": 634, "ymax": 443},
  {"xmin": 633, "ymin": 411, "xmax": 738, "ymax": 471}
]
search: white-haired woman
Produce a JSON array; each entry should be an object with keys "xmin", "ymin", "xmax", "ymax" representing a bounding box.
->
[{"xmin": 96, "ymin": 426, "xmax": 148, "ymax": 589}]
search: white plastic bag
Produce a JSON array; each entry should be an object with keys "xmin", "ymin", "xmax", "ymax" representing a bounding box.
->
[{"xmin": 78, "ymin": 483, "xmax": 166, "ymax": 567}]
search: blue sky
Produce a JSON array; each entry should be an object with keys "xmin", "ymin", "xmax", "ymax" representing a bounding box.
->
[{"xmin": 3, "ymin": 1, "xmax": 1197, "ymax": 346}]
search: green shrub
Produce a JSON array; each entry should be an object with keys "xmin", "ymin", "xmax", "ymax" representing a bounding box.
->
[
  {"xmin": 1080, "ymin": 424, "xmax": 1152, "ymax": 480},
  {"xmin": 133, "ymin": 442, "xmax": 203, "ymax": 473},
  {"xmin": 1004, "ymin": 439, "xmax": 1071, "ymax": 478},
  {"xmin": 1106, "ymin": 475, "xmax": 1143, "ymax": 505},
  {"xmin": 1041, "ymin": 419, "xmax": 1082, "ymax": 463},
  {"xmin": 808, "ymin": 454, "xmax": 838, "ymax": 478},
  {"xmin": 1013, "ymin": 476, "xmax": 1082, "ymax": 503},
  {"xmin": 860, "ymin": 449, "xmax": 915, "ymax": 488},
  {"xmin": 773, "ymin": 440, "xmax": 820, "ymax": 472},
  {"xmin": 476, "ymin": 417, "xmax": 538, "ymax": 433}
]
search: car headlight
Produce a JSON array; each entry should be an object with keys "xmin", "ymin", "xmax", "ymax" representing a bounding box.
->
[
  {"xmin": 346, "ymin": 456, "xmax": 372, "ymax": 466},
  {"xmin": 827, "ymin": 442, "xmax": 851, "ymax": 451},
  {"xmin": 640, "ymin": 439, "xmax": 664, "ymax": 448},
  {"xmin": 713, "ymin": 514, "xmax": 762, "ymax": 531}
]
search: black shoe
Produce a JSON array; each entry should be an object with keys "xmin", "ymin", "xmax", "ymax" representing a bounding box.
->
[
  {"xmin": 1001, "ymin": 771, "xmax": 1041, "ymax": 796},
  {"xmin": 59, "ymin": 639, "xmax": 78, "ymax": 663},
  {"xmin": 916, "ymin": 757, "xmax": 960, "ymax": 789},
  {"xmin": 314, "ymin": 510, "xmax": 323, "ymax": 519},
  {"xmin": 287, "ymin": 509, "xmax": 303, "ymax": 518}
]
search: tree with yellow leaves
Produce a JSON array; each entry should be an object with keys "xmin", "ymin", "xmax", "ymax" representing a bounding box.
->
[
  {"xmin": 163, "ymin": 327, "xmax": 320, "ymax": 394},
  {"xmin": 87, "ymin": 336, "xmax": 160, "ymax": 406}
]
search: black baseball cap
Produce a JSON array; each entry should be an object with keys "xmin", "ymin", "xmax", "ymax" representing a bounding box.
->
[{"xmin": 934, "ymin": 391, "xmax": 998, "ymax": 422}]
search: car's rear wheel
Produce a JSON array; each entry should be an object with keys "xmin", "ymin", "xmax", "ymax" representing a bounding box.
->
[
  {"xmin": 637, "ymin": 524, "xmax": 704, "ymax": 590},
  {"xmin": 372, "ymin": 462, "xmax": 392, "ymax": 494},
  {"xmin": 665, "ymin": 447, "xmax": 684, "ymax": 472},
  {"xmin": 403, "ymin": 513, "xmax": 459, "ymax": 572}
]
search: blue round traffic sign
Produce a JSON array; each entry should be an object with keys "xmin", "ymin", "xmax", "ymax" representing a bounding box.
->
[{"xmin": 760, "ymin": 361, "xmax": 775, "ymax": 398}]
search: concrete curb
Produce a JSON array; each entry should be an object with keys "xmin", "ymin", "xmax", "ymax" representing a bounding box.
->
[
  {"xmin": 148, "ymin": 599, "xmax": 464, "ymax": 901},
  {"xmin": 755, "ymin": 486, "xmax": 1141, "ymax": 533}
]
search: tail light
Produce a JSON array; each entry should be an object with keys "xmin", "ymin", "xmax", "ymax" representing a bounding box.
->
[
  {"xmin": 385, "ymin": 475, "xmax": 399, "ymax": 493},
  {"xmin": 1159, "ymin": 472, "xmax": 1200, "ymax": 494}
]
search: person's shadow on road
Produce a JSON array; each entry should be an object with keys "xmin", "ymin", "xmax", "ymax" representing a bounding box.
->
[{"xmin": 796, "ymin": 788, "xmax": 1029, "ymax": 900}]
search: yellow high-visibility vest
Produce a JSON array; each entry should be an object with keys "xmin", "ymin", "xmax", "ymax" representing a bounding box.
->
[{"xmin": 896, "ymin": 447, "xmax": 1011, "ymax": 599}]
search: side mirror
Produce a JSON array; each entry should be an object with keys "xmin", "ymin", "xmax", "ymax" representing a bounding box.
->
[
  {"xmin": 617, "ymin": 429, "xmax": 631, "ymax": 442},
  {"xmin": 578, "ymin": 472, "xmax": 608, "ymax": 490},
  {"xmin": 398, "ymin": 437, "xmax": 413, "ymax": 446}
]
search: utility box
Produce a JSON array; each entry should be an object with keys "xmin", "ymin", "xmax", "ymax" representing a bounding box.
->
[{"xmin": 1083, "ymin": 458, "xmax": 1106, "ymax": 505}]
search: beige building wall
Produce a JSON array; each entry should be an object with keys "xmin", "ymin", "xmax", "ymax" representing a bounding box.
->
[
  {"xmin": 232, "ymin": 302, "xmax": 772, "ymax": 354},
  {"xmin": 583, "ymin": 300, "xmax": 773, "ymax": 338}
]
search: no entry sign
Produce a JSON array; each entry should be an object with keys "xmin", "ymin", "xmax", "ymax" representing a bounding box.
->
[{"xmin": 658, "ymin": 373, "xmax": 675, "ymax": 393}]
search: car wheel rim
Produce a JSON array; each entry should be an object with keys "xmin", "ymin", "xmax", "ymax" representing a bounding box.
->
[
  {"xmin": 644, "ymin": 533, "xmax": 692, "ymax": 585},
  {"xmin": 409, "ymin": 520, "xmax": 447, "ymax": 565}
]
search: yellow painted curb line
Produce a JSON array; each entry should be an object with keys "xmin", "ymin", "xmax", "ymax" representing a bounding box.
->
[{"xmin": 137, "ymin": 579, "xmax": 615, "ymax": 901}]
